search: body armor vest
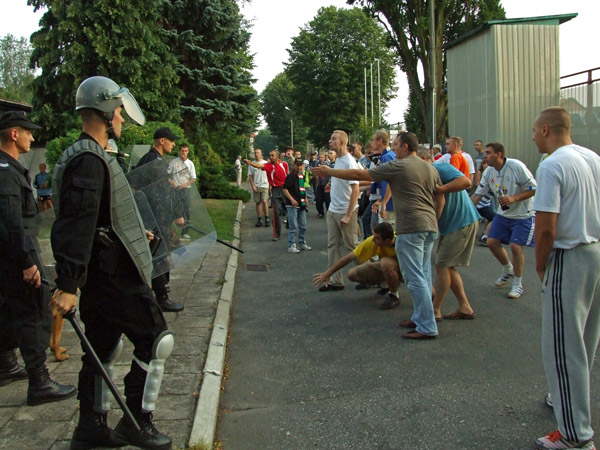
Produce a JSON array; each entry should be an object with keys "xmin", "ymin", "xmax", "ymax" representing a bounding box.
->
[{"xmin": 53, "ymin": 140, "xmax": 153, "ymax": 285}]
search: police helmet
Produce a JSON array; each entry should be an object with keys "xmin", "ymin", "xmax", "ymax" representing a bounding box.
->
[{"xmin": 75, "ymin": 76, "xmax": 146, "ymax": 126}]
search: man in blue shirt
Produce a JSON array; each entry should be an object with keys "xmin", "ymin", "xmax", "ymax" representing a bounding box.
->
[
  {"xmin": 33, "ymin": 163, "xmax": 53, "ymax": 211},
  {"xmin": 417, "ymin": 147, "xmax": 480, "ymax": 321}
]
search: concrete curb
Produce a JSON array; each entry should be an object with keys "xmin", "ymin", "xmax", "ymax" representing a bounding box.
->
[{"xmin": 189, "ymin": 200, "xmax": 243, "ymax": 447}]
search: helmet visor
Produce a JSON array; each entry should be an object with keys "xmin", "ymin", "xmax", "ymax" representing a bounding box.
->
[{"xmin": 107, "ymin": 87, "xmax": 146, "ymax": 126}]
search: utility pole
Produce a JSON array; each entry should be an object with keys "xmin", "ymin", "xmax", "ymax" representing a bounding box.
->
[
  {"xmin": 370, "ymin": 63, "xmax": 374, "ymax": 127},
  {"xmin": 377, "ymin": 58, "xmax": 381, "ymax": 126},
  {"xmin": 284, "ymin": 106, "xmax": 294, "ymax": 149},
  {"xmin": 429, "ymin": 0, "xmax": 436, "ymax": 145},
  {"xmin": 364, "ymin": 67, "xmax": 367, "ymax": 125}
]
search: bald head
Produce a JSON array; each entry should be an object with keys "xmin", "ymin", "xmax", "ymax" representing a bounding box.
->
[
  {"xmin": 536, "ymin": 107, "xmax": 571, "ymax": 135},
  {"xmin": 533, "ymin": 106, "xmax": 573, "ymax": 154}
]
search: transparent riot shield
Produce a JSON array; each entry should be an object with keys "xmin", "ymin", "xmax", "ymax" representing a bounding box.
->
[
  {"xmin": 125, "ymin": 158, "xmax": 216, "ymax": 278},
  {"xmin": 128, "ymin": 145, "xmax": 175, "ymax": 171},
  {"xmin": 36, "ymin": 207, "xmax": 57, "ymax": 285}
]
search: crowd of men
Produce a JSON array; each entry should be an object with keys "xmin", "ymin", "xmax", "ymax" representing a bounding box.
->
[{"xmin": 247, "ymin": 111, "xmax": 600, "ymax": 450}]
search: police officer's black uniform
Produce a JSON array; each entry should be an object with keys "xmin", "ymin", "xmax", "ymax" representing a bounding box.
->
[
  {"xmin": 136, "ymin": 135, "xmax": 184, "ymax": 313},
  {"xmin": 52, "ymin": 133, "xmax": 168, "ymax": 403},
  {"xmin": 0, "ymin": 111, "xmax": 76, "ymax": 405},
  {"xmin": 52, "ymin": 132, "xmax": 171, "ymax": 448},
  {"xmin": 0, "ymin": 149, "xmax": 50, "ymax": 370}
]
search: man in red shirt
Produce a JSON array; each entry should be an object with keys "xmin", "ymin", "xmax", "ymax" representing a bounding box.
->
[{"xmin": 245, "ymin": 150, "xmax": 289, "ymax": 240}]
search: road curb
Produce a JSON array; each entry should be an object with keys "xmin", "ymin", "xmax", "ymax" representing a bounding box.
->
[{"xmin": 189, "ymin": 200, "xmax": 243, "ymax": 447}]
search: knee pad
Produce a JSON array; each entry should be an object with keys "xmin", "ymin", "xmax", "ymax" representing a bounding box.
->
[
  {"xmin": 94, "ymin": 337, "xmax": 124, "ymax": 414},
  {"xmin": 133, "ymin": 331, "xmax": 174, "ymax": 413}
]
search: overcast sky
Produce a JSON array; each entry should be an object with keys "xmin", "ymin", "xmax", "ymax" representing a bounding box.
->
[{"xmin": 6, "ymin": 0, "xmax": 600, "ymax": 126}]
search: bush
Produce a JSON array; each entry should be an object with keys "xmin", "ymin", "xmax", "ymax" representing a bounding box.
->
[
  {"xmin": 196, "ymin": 165, "xmax": 250, "ymax": 201},
  {"xmin": 43, "ymin": 121, "xmax": 249, "ymax": 201}
]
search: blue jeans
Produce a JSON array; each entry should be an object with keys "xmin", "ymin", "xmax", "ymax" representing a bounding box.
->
[
  {"xmin": 286, "ymin": 206, "xmax": 307, "ymax": 247},
  {"xmin": 395, "ymin": 231, "xmax": 439, "ymax": 335}
]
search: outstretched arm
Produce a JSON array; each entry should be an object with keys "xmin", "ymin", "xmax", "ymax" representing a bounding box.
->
[
  {"xmin": 313, "ymin": 252, "xmax": 357, "ymax": 287},
  {"xmin": 245, "ymin": 159, "xmax": 265, "ymax": 170}
]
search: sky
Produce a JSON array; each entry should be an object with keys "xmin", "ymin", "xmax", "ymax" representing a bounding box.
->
[{"xmin": 6, "ymin": 0, "xmax": 600, "ymax": 127}]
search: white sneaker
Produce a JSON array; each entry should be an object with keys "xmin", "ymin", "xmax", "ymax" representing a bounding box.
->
[
  {"xmin": 495, "ymin": 272, "xmax": 514, "ymax": 287},
  {"xmin": 508, "ymin": 284, "xmax": 523, "ymax": 299},
  {"xmin": 535, "ymin": 430, "xmax": 595, "ymax": 449},
  {"xmin": 299, "ymin": 243, "xmax": 312, "ymax": 251},
  {"xmin": 182, "ymin": 234, "xmax": 191, "ymax": 239},
  {"xmin": 288, "ymin": 244, "xmax": 300, "ymax": 254}
]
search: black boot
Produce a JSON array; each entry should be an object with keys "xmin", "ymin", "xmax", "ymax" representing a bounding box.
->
[
  {"xmin": 26, "ymin": 365, "xmax": 77, "ymax": 406},
  {"xmin": 156, "ymin": 292, "xmax": 184, "ymax": 313},
  {"xmin": 114, "ymin": 412, "xmax": 172, "ymax": 450},
  {"xmin": 70, "ymin": 412, "xmax": 127, "ymax": 449},
  {"xmin": 0, "ymin": 350, "xmax": 27, "ymax": 386}
]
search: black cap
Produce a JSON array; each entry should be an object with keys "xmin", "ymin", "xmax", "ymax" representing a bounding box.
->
[
  {"xmin": 294, "ymin": 157, "xmax": 304, "ymax": 165},
  {"xmin": 0, "ymin": 111, "xmax": 42, "ymax": 131},
  {"xmin": 153, "ymin": 127, "xmax": 181, "ymax": 141}
]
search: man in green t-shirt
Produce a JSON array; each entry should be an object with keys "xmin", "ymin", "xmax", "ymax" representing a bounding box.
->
[{"xmin": 313, "ymin": 222, "xmax": 401, "ymax": 310}]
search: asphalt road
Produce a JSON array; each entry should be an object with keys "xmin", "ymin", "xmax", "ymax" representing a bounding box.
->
[{"xmin": 218, "ymin": 208, "xmax": 600, "ymax": 450}]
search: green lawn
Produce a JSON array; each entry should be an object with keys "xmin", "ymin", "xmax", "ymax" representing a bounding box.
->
[{"xmin": 204, "ymin": 199, "xmax": 240, "ymax": 242}]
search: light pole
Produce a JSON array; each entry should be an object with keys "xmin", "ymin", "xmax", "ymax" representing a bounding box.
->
[{"xmin": 284, "ymin": 106, "xmax": 294, "ymax": 149}]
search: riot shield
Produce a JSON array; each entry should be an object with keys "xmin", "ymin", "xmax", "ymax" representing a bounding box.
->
[
  {"xmin": 125, "ymin": 159, "xmax": 216, "ymax": 278},
  {"xmin": 36, "ymin": 207, "xmax": 57, "ymax": 285},
  {"xmin": 128, "ymin": 145, "xmax": 175, "ymax": 171}
]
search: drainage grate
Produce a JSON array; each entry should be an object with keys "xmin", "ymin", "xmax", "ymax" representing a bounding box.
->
[{"xmin": 245, "ymin": 264, "xmax": 268, "ymax": 272}]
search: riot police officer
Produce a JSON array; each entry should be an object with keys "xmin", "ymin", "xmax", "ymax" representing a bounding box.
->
[
  {"xmin": 50, "ymin": 77, "xmax": 173, "ymax": 450},
  {"xmin": 135, "ymin": 127, "xmax": 185, "ymax": 313},
  {"xmin": 0, "ymin": 111, "xmax": 76, "ymax": 404}
]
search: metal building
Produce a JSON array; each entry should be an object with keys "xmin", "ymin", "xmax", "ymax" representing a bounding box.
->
[{"xmin": 446, "ymin": 14, "xmax": 576, "ymax": 172}]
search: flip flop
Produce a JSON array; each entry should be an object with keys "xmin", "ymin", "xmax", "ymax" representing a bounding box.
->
[{"xmin": 443, "ymin": 310, "xmax": 475, "ymax": 320}]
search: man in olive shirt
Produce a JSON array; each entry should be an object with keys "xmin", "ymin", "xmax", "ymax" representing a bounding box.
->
[{"xmin": 313, "ymin": 132, "xmax": 444, "ymax": 339}]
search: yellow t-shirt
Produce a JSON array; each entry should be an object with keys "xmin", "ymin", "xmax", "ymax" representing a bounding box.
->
[{"xmin": 353, "ymin": 236, "xmax": 396, "ymax": 264}]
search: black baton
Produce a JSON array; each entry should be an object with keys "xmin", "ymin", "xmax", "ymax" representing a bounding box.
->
[
  {"xmin": 63, "ymin": 309, "xmax": 141, "ymax": 432},
  {"xmin": 187, "ymin": 225, "xmax": 244, "ymax": 253}
]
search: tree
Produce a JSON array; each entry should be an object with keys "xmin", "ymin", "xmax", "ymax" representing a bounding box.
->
[
  {"xmin": 403, "ymin": 88, "xmax": 427, "ymax": 143},
  {"xmin": 286, "ymin": 6, "xmax": 397, "ymax": 147},
  {"xmin": 164, "ymin": 0, "xmax": 259, "ymax": 140},
  {"xmin": 260, "ymin": 73, "xmax": 308, "ymax": 150},
  {"xmin": 349, "ymin": 0, "xmax": 505, "ymax": 141},
  {"xmin": 0, "ymin": 34, "xmax": 35, "ymax": 103},
  {"xmin": 27, "ymin": 0, "xmax": 182, "ymax": 141},
  {"xmin": 253, "ymin": 128, "xmax": 278, "ymax": 153}
]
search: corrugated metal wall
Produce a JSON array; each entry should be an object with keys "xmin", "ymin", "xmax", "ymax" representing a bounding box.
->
[{"xmin": 448, "ymin": 24, "xmax": 561, "ymax": 172}]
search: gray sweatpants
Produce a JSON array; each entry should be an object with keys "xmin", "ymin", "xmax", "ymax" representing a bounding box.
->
[{"xmin": 542, "ymin": 242, "xmax": 600, "ymax": 442}]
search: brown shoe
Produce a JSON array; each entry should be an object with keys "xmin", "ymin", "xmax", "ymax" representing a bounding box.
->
[
  {"xmin": 443, "ymin": 310, "xmax": 475, "ymax": 320},
  {"xmin": 399, "ymin": 319, "xmax": 417, "ymax": 328},
  {"xmin": 402, "ymin": 330, "xmax": 437, "ymax": 340}
]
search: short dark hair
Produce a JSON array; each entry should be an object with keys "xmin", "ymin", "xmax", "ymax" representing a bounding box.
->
[
  {"xmin": 485, "ymin": 142, "xmax": 505, "ymax": 157},
  {"xmin": 398, "ymin": 132, "xmax": 419, "ymax": 152},
  {"xmin": 373, "ymin": 222, "xmax": 394, "ymax": 241}
]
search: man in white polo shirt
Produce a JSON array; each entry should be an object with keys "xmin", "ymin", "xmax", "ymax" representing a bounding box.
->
[
  {"xmin": 168, "ymin": 143, "xmax": 196, "ymax": 239},
  {"xmin": 318, "ymin": 129, "xmax": 359, "ymax": 291},
  {"xmin": 532, "ymin": 106, "xmax": 600, "ymax": 450},
  {"xmin": 248, "ymin": 148, "xmax": 270, "ymax": 228}
]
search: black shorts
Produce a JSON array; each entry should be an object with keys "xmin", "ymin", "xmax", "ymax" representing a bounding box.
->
[{"xmin": 38, "ymin": 195, "xmax": 52, "ymax": 202}]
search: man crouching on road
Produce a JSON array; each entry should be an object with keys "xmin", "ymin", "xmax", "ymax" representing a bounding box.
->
[
  {"xmin": 313, "ymin": 222, "xmax": 401, "ymax": 310},
  {"xmin": 313, "ymin": 132, "xmax": 444, "ymax": 339}
]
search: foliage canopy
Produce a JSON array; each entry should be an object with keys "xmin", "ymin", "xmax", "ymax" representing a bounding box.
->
[
  {"xmin": 0, "ymin": 34, "xmax": 35, "ymax": 104},
  {"xmin": 285, "ymin": 6, "xmax": 397, "ymax": 147},
  {"xmin": 349, "ymin": 0, "xmax": 505, "ymax": 142}
]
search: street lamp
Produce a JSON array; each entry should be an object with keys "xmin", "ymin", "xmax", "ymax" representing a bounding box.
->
[{"xmin": 284, "ymin": 106, "xmax": 294, "ymax": 149}]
